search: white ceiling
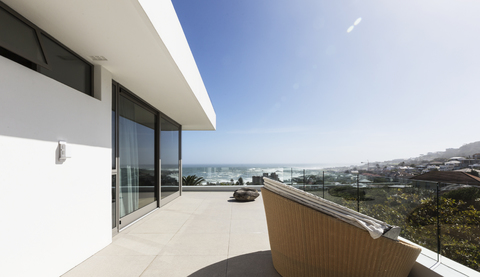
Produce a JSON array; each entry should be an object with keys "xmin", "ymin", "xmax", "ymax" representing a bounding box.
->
[{"xmin": 3, "ymin": 0, "xmax": 216, "ymax": 130}]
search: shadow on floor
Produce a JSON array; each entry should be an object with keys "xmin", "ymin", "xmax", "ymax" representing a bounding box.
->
[
  {"xmin": 188, "ymin": 251, "xmax": 281, "ymax": 277},
  {"xmin": 226, "ymin": 199, "xmax": 259, "ymax": 203}
]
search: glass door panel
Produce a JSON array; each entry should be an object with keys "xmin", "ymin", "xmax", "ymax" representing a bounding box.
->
[
  {"xmin": 112, "ymin": 84, "xmax": 117, "ymax": 231},
  {"xmin": 118, "ymin": 94, "xmax": 156, "ymax": 217},
  {"xmin": 160, "ymin": 118, "xmax": 179, "ymax": 199},
  {"xmin": 112, "ymin": 175, "xmax": 116, "ymax": 229}
]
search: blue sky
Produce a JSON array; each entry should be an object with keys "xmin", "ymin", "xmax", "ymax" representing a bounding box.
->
[{"xmin": 172, "ymin": 0, "xmax": 480, "ymax": 166}]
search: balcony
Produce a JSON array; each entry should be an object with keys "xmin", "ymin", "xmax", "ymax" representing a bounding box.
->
[
  {"xmin": 63, "ymin": 170, "xmax": 479, "ymax": 276},
  {"xmin": 63, "ymin": 191, "xmax": 279, "ymax": 277}
]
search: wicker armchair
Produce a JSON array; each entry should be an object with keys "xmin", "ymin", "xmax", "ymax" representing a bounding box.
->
[{"xmin": 262, "ymin": 178, "xmax": 421, "ymax": 277}]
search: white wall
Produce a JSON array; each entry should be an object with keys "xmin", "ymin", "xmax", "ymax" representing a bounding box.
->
[{"xmin": 0, "ymin": 57, "xmax": 113, "ymax": 276}]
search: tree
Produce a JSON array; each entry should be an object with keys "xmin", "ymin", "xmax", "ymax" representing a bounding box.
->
[
  {"xmin": 469, "ymin": 170, "xmax": 479, "ymax": 177},
  {"xmin": 182, "ymin": 175, "xmax": 205, "ymax": 186},
  {"xmin": 238, "ymin": 177, "xmax": 244, "ymax": 186}
]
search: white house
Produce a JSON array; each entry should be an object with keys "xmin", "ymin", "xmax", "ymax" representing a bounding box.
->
[{"xmin": 0, "ymin": 0, "xmax": 215, "ymax": 276}]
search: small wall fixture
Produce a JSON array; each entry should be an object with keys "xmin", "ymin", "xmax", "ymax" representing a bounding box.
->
[
  {"xmin": 90, "ymin": 56, "xmax": 108, "ymax": 61},
  {"xmin": 58, "ymin": 141, "xmax": 71, "ymax": 160}
]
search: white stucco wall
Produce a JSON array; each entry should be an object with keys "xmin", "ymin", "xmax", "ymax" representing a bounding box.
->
[{"xmin": 0, "ymin": 57, "xmax": 112, "ymax": 276}]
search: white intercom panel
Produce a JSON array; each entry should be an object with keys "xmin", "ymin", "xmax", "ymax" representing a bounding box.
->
[{"xmin": 58, "ymin": 141, "xmax": 71, "ymax": 160}]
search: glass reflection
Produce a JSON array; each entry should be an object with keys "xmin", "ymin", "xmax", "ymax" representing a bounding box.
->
[
  {"xmin": 0, "ymin": 7, "xmax": 46, "ymax": 64},
  {"xmin": 112, "ymin": 175, "xmax": 116, "ymax": 228},
  {"xmin": 112, "ymin": 84, "xmax": 116, "ymax": 170},
  {"xmin": 118, "ymin": 95, "xmax": 156, "ymax": 217},
  {"xmin": 38, "ymin": 34, "xmax": 91, "ymax": 95},
  {"xmin": 161, "ymin": 118, "xmax": 179, "ymax": 199}
]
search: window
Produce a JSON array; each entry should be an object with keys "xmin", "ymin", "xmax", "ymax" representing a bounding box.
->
[
  {"xmin": 0, "ymin": 2, "xmax": 92, "ymax": 95},
  {"xmin": 0, "ymin": 6, "xmax": 47, "ymax": 67},
  {"xmin": 38, "ymin": 34, "xmax": 92, "ymax": 94}
]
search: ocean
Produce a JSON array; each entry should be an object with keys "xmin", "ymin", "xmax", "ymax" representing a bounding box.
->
[{"xmin": 182, "ymin": 163, "xmax": 349, "ymax": 184}]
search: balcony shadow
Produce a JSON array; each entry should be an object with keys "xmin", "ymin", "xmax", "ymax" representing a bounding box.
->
[{"xmin": 188, "ymin": 251, "xmax": 280, "ymax": 277}]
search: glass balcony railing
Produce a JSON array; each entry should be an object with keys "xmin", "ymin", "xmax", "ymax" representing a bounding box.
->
[
  {"xmin": 182, "ymin": 166, "xmax": 480, "ymax": 272},
  {"xmin": 279, "ymin": 170, "xmax": 480, "ymax": 272}
]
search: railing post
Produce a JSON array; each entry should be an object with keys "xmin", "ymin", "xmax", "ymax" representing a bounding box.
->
[
  {"xmin": 437, "ymin": 182, "xmax": 441, "ymax": 261},
  {"xmin": 322, "ymin": 171, "xmax": 325, "ymax": 198},
  {"xmin": 357, "ymin": 173, "xmax": 360, "ymax": 212},
  {"xmin": 291, "ymin": 168, "xmax": 293, "ymax": 186},
  {"xmin": 303, "ymin": 169, "xmax": 306, "ymax": 191}
]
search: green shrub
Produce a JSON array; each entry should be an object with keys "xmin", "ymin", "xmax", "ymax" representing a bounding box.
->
[
  {"xmin": 443, "ymin": 187, "xmax": 480, "ymax": 207},
  {"xmin": 328, "ymin": 185, "xmax": 372, "ymax": 201}
]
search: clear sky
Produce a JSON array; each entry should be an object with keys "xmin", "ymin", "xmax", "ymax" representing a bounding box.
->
[{"xmin": 171, "ymin": 0, "xmax": 480, "ymax": 166}]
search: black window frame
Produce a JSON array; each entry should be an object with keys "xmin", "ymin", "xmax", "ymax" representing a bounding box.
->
[
  {"xmin": 112, "ymin": 80, "xmax": 183, "ymax": 206},
  {"xmin": 0, "ymin": 1, "xmax": 94, "ymax": 96}
]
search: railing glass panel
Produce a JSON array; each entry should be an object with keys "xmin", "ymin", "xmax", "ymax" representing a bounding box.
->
[
  {"xmin": 438, "ymin": 183, "xmax": 480, "ymax": 271},
  {"xmin": 358, "ymin": 177, "xmax": 439, "ymax": 254}
]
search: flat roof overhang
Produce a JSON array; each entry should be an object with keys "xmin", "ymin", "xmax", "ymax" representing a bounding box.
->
[{"xmin": 2, "ymin": 0, "xmax": 216, "ymax": 130}]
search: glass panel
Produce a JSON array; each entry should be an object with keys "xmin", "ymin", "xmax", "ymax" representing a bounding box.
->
[
  {"xmin": 119, "ymin": 95, "xmax": 156, "ymax": 217},
  {"xmin": 0, "ymin": 7, "xmax": 46, "ymax": 64},
  {"xmin": 360, "ymin": 177, "xmax": 439, "ymax": 253},
  {"xmin": 440, "ymin": 185, "xmax": 480, "ymax": 270},
  {"xmin": 38, "ymin": 34, "xmax": 91, "ymax": 95},
  {"xmin": 161, "ymin": 118, "xmax": 179, "ymax": 199},
  {"xmin": 112, "ymin": 85, "xmax": 116, "ymax": 170},
  {"xmin": 112, "ymin": 175, "xmax": 116, "ymax": 229},
  {"xmin": 322, "ymin": 171, "xmax": 358, "ymax": 211},
  {"xmin": 304, "ymin": 169, "xmax": 324, "ymax": 195}
]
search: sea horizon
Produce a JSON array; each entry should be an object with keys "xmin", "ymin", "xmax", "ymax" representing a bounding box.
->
[{"xmin": 182, "ymin": 163, "xmax": 353, "ymax": 169}]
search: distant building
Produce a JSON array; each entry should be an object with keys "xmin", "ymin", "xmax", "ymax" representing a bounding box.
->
[
  {"xmin": 267, "ymin": 172, "xmax": 280, "ymax": 181},
  {"xmin": 441, "ymin": 161, "xmax": 459, "ymax": 171},
  {"xmin": 409, "ymin": 171, "xmax": 480, "ymax": 189},
  {"xmin": 252, "ymin": 176, "xmax": 263, "ymax": 185},
  {"xmin": 252, "ymin": 172, "xmax": 280, "ymax": 185}
]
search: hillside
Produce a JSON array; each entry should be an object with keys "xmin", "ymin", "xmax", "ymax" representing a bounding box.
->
[
  {"xmin": 418, "ymin": 141, "xmax": 480, "ymax": 161},
  {"xmin": 375, "ymin": 141, "xmax": 480, "ymax": 166}
]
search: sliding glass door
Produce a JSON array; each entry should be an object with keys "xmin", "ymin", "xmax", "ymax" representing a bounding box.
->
[
  {"xmin": 118, "ymin": 93, "xmax": 157, "ymax": 219},
  {"xmin": 112, "ymin": 81, "xmax": 182, "ymax": 231}
]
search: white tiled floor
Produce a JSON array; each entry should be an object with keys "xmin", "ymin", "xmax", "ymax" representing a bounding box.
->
[{"xmin": 63, "ymin": 192, "xmax": 280, "ymax": 277}]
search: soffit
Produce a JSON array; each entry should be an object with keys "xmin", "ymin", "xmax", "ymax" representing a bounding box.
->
[{"xmin": 2, "ymin": 0, "xmax": 216, "ymax": 130}]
